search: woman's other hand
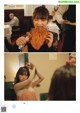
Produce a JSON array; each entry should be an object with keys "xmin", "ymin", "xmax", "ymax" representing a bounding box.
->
[
  {"xmin": 16, "ymin": 36, "xmax": 28, "ymax": 46},
  {"xmin": 46, "ymin": 32, "xmax": 53, "ymax": 48}
]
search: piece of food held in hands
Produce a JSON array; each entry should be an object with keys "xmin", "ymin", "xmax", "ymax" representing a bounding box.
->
[{"xmin": 29, "ymin": 27, "xmax": 49, "ymax": 50}]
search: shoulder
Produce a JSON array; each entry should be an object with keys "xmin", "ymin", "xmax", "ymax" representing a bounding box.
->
[{"xmin": 14, "ymin": 16, "xmax": 19, "ymax": 20}]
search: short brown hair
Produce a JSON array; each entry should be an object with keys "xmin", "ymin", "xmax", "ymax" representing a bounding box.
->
[{"xmin": 33, "ymin": 6, "xmax": 49, "ymax": 20}]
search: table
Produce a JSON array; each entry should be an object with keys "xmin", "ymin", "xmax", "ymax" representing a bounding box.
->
[{"xmin": 4, "ymin": 24, "xmax": 12, "ymax": 43}]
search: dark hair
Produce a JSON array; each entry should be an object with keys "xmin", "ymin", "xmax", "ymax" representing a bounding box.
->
[
  {"xmin": 48, "ymin": 64, "xmax": 76, "ymax": 100},
  {"xmin": 14, "ymin": 66, "xmax": 30, "ymax": 84},
  {"xmin": 33, "ymin": 6, "xmax": 49, "ymax": 20}
]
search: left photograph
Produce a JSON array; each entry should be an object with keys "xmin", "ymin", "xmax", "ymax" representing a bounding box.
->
[{"xmin": 4, "ymin": 5, "xmax": 76, "ymax": 52}]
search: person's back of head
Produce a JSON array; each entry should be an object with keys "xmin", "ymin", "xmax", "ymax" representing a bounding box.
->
[{"xmin": 48, "ymin": 64, "xmax": 76, "ymax": 100}]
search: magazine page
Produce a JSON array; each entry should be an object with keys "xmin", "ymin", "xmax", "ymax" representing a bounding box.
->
[{"xmin": 0, "ymin": 0, "xmax": 80, "ymax": 113}]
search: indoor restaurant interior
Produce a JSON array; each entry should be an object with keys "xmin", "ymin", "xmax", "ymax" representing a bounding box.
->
[{"xmin": 4, "ymin": 4, "xmax": 76, "ymax": 52}]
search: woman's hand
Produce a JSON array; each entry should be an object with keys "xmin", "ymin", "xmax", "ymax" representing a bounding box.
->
[
  {"xmin": 46, "ymin": 32, "xmax": 53, "ymax": 48},
  {"xmin": 26, "ymin": 32, "xmax": 32, "ymax": 39},
  {"xmin": 16, "ymin": 36, "xmax": 29, "ymax": 46},
  {"xmin": 25, "ymin": 62, "xmax": 34, "ymax": 70}
]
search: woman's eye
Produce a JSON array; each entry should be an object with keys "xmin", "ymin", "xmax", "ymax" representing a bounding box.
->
[
  {"xmin": 42, "ymin": 19, "xmax": 46, "ymax": 21},
  {"xmin": 34, "ymin": 19, "xmax": 38, "ymax": 21}
]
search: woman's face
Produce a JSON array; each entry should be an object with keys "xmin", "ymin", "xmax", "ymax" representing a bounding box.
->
[
  {"xmin": 33, "ymin": 18, "xmax": 48, "ymax": 28},
  {"xmin": 67, "ymin": 56, "xmax": 76, "ymax": 66},
  {"xmin": 69, "ymin": 56, "xmax": 76, "ymax": 65},
  {"xmin": 9, "ymin": 15, "xmax": 14, "ymax": 19},
  {"xmin": 19, "ymin": 75, "xmax": 28, "ymax": 82}
]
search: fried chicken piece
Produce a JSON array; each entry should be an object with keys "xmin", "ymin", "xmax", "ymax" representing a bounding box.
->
[{"xmin": 30, "ymin": 27, "xmax": 48, "ymax": 50}]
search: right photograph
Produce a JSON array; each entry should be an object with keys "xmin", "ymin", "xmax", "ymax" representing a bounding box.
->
[{"xmin": 4, "ymin": 5, "xmax": 76, "ymax": 52}]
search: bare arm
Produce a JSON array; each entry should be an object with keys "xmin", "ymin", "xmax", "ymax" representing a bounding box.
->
[
  {"xmin": 63, "ymin": 20, "xmax": 76, "ymax": 26},
  {"xmin": 25, "ymin": 62, "xmax": 44, "ymax": 87},
  {"xmin": 31, "ymin": 68, "xmax": 44, "ymax": 88},
  {"xmin": 57, "ymin": 18, "xmax": 76, "ymax": 26},
  {"xmin": 14, "ymin": 78, "xmax": 32, "ymax": 93}
]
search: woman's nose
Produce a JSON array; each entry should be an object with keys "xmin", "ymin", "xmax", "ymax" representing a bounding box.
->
[
  {"xmin": 23, "ymin": 76, "xmax": 26, "ymax": 79},
  {"xmin": 37, "ymin": 20, "xmax": 42, "ymax": 25}
]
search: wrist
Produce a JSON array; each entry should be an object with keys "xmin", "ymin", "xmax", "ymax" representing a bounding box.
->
[{"xmin": 48, "ymin": 43, "xmax": 52, "ymax": 48}]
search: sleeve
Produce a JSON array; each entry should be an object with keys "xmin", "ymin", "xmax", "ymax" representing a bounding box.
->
[
  {"xmin": 9, "ymin": 19, "xmax": 16, "ymax": 26},
  {"xmin": 55, "ymin": 13, "xmax": 64, "ymax": 24}
]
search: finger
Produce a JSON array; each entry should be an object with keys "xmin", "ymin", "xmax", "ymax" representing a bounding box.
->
[
  {"xmin": 21, "ymin": 38, "xmax": 27, "ymax": 43},
  {"xmin": 26, "ymin": 32, "xmax": 32, "ymax": 39},
  {"xmin": 21, "ymin": 36, "xmax": 27, "ymax": 42},
  {"xmin": 16, "ymin": 37, "xmax": 27, "ymax": 45},
  {"xmin": 47, "ymin": 34, "xmax": 52, "ymax": 38},
  {"xmin": 18, "ymin": 39, "xmax": 26, "ymax": 45},
  {"xmin": 16, "ymin": 39, "xmax": 23, "ymax": 45},
  {"xmin": 46, "ymin": 36, "xmax": 53, "ymax": 42},
  {"xmin": 46, "ymin": 37, "xmax": 52, "ymax": 42},
  {"xmin": 48, "ymin": 32, "xmax": 53, "ymax": 36}
]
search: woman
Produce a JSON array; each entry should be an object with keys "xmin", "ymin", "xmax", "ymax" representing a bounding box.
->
[{"xmin": 14, "ymin": 63, "xmax": 44, "ymax": 100}]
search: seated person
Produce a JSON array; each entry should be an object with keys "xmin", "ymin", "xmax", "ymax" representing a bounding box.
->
[
  {"xmin": 5, "ymin": 6, "xmax": 58, "ymax": 52},
  {"xmin": 5, "ymin": 13, "xmax": 19, "ymax": 27}
]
